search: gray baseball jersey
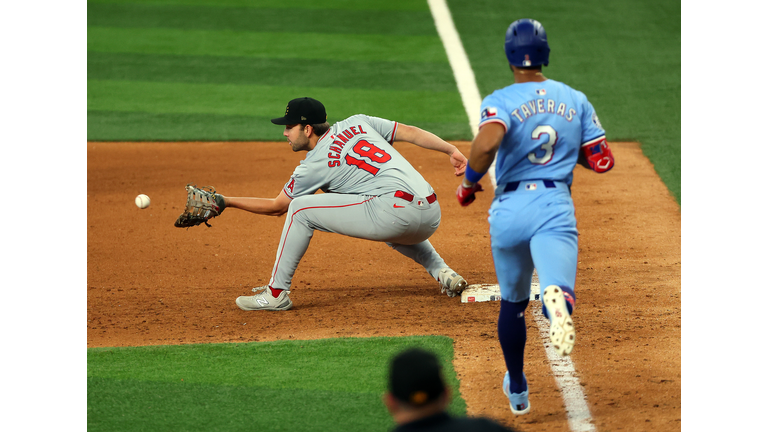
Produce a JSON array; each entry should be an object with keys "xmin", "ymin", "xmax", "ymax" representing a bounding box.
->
[
  {"xmin": 269, "ymin": 114, "xmax": 449, "ymax": 290},
  {"xmin": 282, "ymin": 114, "xmax": 434, "ymax": 199}
]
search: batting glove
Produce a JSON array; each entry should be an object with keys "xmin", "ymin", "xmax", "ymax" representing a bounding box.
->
[{"xmin": 456, "ymin": 182, "xmax": 484, "ymax": 206}]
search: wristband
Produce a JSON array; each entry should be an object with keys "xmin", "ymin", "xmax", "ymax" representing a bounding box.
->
[{"xmin": 464, "ymin": 165, "xmax": 485, "ymax": 184}]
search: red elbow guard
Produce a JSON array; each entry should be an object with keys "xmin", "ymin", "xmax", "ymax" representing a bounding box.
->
[{"xmin": 581, "ymin": 138, "xmax": 614, "ymax": 173}]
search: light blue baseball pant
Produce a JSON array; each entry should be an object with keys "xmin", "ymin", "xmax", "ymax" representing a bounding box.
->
[{"xmin": 488, "ymin": 180, "xmax": 578, "ymax": 303}]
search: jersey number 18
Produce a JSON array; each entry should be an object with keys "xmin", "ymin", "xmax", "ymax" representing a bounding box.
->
[{"xmin": 345, "ymin": 140, "xmax": 392, "ymax": 175}]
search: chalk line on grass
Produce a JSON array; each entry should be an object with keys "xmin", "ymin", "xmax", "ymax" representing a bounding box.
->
[{"xmin": 427, "ymin": 0, "xmax": 482, "ymax": 137}]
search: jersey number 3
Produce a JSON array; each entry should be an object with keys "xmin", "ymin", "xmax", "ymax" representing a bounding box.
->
[
  {"xmin": 528, "ymin": 125, "xmax": 557, "ymax": 165},
  {"xmin": 345, "ymin": 140, "xmax": 391, "ymax": 175}
]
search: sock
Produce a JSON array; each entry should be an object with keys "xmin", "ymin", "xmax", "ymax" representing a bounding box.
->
[
  {"xmin": 498, "ymin": 299, "xmax": 529, "ymax": 393},
  {"xmin": 270, "ymin": 287, "xmax": 284, "ymax": 297},
  {"xmin": 542, "ymin": 285, "xmax": 575, "ymax": 320},
  {"xmin": 562, "ymin": 286, "xmax": 575, "ymax": 314}
]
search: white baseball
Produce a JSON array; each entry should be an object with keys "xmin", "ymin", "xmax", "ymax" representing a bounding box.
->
[{"xmin": 135, "ymin": 194, "xmax": 151, "ymax": 209}]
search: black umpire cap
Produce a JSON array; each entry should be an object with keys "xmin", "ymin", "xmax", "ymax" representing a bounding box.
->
[
  {"xmin": 389, "ymin": 348, "xmax": 447, "ymax": 406},
  {"xmin": 271, "ymin": 97, "xmax": 327, "ymax": 125}
]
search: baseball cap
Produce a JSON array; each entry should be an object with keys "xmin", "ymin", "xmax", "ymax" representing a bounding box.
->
[
  {"xmin": 271, "ymin": 97, "xmax": 327, "ymax": 125},
  {"xmin": 388, "ymin": 348, "xmax": 446, "ymax": 406}
]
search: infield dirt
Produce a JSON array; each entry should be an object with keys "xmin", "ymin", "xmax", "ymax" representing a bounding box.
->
[{"xmin": 87, "ymin": 141, "xmax": 681, "ymax": 431}]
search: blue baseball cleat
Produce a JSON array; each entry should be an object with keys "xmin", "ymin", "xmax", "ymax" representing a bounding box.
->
[{"xmin": 503, "ymin": 371, "xmax": 531, "ymax": 415}]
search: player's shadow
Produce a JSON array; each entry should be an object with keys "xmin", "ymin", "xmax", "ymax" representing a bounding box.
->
[{"xmin": 294, "ymin": 283, "xmax": 437, "ymax": 311}]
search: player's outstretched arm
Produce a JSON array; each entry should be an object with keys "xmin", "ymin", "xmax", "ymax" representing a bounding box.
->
[
  {"xmin": 221, "ymin": 190, "xmax": 292, "ymax": 216},
  {"xmin": 394, "ymin": 124, "xmax": 467, "ymax": 176}
]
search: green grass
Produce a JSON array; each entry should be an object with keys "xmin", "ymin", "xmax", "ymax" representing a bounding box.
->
[
  {"xmin": 87, "ymin": 2, "xmax": 434, "ymax": 34},
  {"xmin": 88, "ymin": 0, "xmax": 430, "ymax": 13},
  {"xmin": 86, "ymin": 0, "xmax": 471, "ymax": 141},
  {"xmin": 87, "ymin": 0, "xmax": 681, "ymax": 202},
  {"xmin": 88, "ymin": 27, "xmax": 446, "ymax": 62},
  {"xmin": 87, "ymin": 53, "xmax": 457, "ymax": 92},
  {"xmin": 448, "ymin": 0, "xmax": 681, "ymax": 203},
  {"xmin": 88, "ymin": 80, "xmax": 466, "ymax": 140},
  {"xmin": 88, "ymin": 80, "xmax": 464, "ymax": 122},
  {"xmin": 88, "ymin": 336, "xmax": 465, "ymax": 432}
]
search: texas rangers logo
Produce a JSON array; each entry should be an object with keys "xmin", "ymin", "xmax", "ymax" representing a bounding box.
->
[
  {"xmin": 481, "ymin": 107, "xmax": 498, "ymax": 120},
  {"xmin": 592, "ymin": 112, "xmax": 603, "ymax": 129}
]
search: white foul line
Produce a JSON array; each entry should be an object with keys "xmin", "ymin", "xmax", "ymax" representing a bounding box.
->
[
  {"xmin": 427, "ymin": 0, "xmax": 498, "ymax": 186},
  {"xmin": 427, "ymin": 0, "xmax": 481, "ymax": 137},
  {"xmin": 427, "ymin": 2, "xmax": 595, "ymax": 429},
  {"xmin": 533, "ymin": 307, "xmax": 596, "ymax": 432}
]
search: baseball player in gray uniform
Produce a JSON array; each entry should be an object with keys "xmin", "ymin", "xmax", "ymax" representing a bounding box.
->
[{"xmin": 220, "ymin": 97, "xmax": 469, "ymax": 311}]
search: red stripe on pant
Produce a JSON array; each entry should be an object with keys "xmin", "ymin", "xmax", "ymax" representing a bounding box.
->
[
  {"xmin": 271, "ymin": 196, "xmax": 377, "ymax": 288},
  {"xmin": 394, "ymin": 190, "xmax": 437, "ymax": 204}
]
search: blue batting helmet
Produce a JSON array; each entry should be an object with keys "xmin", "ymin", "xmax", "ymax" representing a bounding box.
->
[{"xmin": 504, "ymin": 19, "xmax": 550, "ymax": 67}]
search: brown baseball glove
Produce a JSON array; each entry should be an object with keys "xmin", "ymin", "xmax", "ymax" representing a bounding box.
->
[{"xmin": 174, "ymin": 184, "xmax": 226, "ymax": 228}]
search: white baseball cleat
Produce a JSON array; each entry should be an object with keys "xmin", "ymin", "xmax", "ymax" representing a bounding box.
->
[
  {"xmin": 236, "ymin": 286, "xmax": 293, "ymax": 311},
  {"xmin": 437, "ymin": 268, "xmax": 467, "ymax": 298},
  {"xmin": 542, "ymin": 285, "xmax": 575, "ymax": 356}
]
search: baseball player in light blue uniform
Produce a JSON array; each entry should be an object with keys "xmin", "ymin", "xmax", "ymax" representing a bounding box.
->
[
  {"xmin": 220, "ymin": 97, "xmax": 469, "ymax": 311},
  {"xmin": 456, "ymin": 19, "xmax": 615, "ymax": 415}
]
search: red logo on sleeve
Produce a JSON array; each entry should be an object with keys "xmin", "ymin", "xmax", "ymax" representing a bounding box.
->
[{"xmin": 287, "ymin": 178, "xmax": 295, "ymax": 193}]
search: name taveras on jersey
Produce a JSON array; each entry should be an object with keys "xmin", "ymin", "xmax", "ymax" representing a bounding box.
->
[
  {"xmin": 327, "ymin": 124, "xmax": 368, "ymax": 168},
  {"xmin": 485, "ymin": 99, "xmax": 577, "ymax": 124}
]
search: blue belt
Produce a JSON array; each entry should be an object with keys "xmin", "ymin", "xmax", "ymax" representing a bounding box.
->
[{"xmin": 504, "ymin": 180, "xmax": 556, "ymax": 192}]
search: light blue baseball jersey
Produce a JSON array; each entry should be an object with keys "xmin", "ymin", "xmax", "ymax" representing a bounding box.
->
[{"xmin": 479, "ymin": 79, "xmax": 605, "ymax": 188}]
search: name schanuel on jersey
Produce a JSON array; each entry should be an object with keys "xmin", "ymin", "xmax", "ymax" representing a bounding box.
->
[{"xmin": 327, "ymin": 124, "xmax": 369, "ymax": 167}]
